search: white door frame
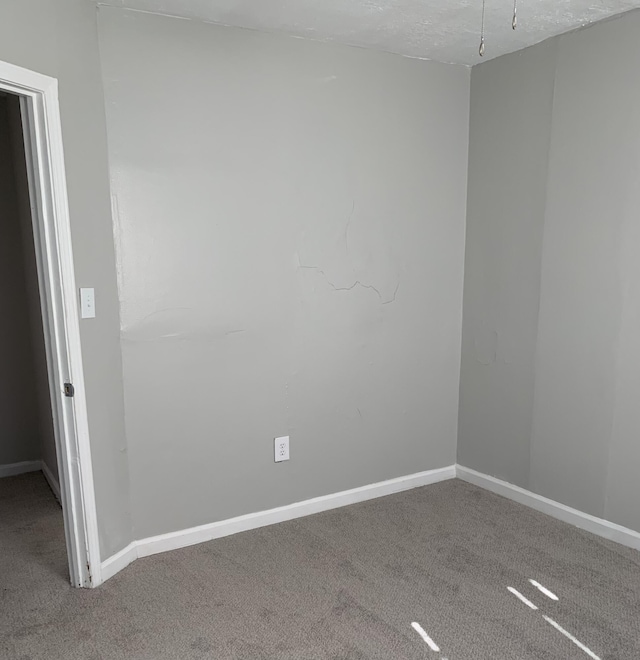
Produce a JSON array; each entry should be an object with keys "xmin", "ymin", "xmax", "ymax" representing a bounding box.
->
[{"xmin": 0, "ymin": 60, "xmax": 101, "ymax": 587}]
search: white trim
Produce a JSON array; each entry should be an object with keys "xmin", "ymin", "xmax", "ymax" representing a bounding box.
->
[
  {"xmin": 41, "ymin": 460, "xmax": 61, "ymax": 503},
  {"xmin": 101, "ymin": 463, "xmax": 640, "ymax": 583},
  {"xmin": 137, "ymin": 465, "xmax": 456, "ymax": 558},
  {"xmin": 0, "ymin": 59, "xmax": 100, "ymax": 587},
  {"xmin": 101, "ymin": 465, "xmax": 456, "ymax": 578},
  {"xmin": 100, "ymin": 541, "xmax": 138, "ymax": 583},
  {"xmin": 0, "ymin": 460, "xmax": 41, "ymax": 478},
  {"xmin": 456, "ymin": 465, "xmax": 640, "ymax": 551}
]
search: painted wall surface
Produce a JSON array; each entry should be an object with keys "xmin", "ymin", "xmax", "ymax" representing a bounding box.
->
[
  {"xmin": 459, "ymin": 10, "xmax": 640, "ymax": 533},
  {"xmin": 0, "ymin": 1, "xmax": 132, "ymax": 557},
  {"xmin": 458, "ymin": 39, "xmax": 556, "ymax": 488},
  {"xmin": 5, "ymin": 95, "xmax": 58, "ymax": 481},
  {"xmin": 0, "ymin": 96, "xmax": 41, "ymax": 467},
  {"xmin": 98, "ymin": 7, "xmax": 469, "ymax": 539},
  {"xmin": 531, "ymin": 10, "xmax": 640, "ymax": 529}
]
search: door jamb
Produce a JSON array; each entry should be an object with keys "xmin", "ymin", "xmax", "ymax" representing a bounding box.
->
[{"xmin": 0, "ymin": 59, "xmax": 101, "ymax": 588}]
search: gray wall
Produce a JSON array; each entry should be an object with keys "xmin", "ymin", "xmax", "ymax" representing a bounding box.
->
[
  {"xmin": 0, "ymin": 1, "xmax": 132, "ymax": 557},
  {"xmin": 4, "ymin": 0, "xmax": 638, "ymax": 562},
  {"xmin": 97, "ymin": 7, "xmax": 470, "ymax": 540},
  {"xmin": 0, "ymin": 95, "xmax": 41, "ymax": 467},
  {"xmin": 458, "ymin": 40, "xmax": 556, "ymax": 488},
  {"xmin": 459, "ymin": 10, "xmax": 640, "ymax": 534}
]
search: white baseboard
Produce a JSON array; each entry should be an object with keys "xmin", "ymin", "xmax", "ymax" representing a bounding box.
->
[
  {"xmin": 100, "ymin": 464, "xmax": 456, "ymax": 581},
  {"xmin": 0, "ymin": 460, "xmax": 41, "ymax": 479},
  {"xmin": 100, "ymin": 541, "xmax": 138, "ymax": 583},
  {"xmin": 40, "ymin": 460, "xmax": 61, "ymax": 504},
  {"xmin": 456, "ymin": 465, "xmax": 640, "ymax": 552},
  {"xmin": 136, "ymin": 465, "xmax": 456, "ymax": 559}
]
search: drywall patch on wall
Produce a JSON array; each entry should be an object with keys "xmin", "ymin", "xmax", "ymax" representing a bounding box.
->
[
  {"xmin": 293, "ymin": 204, "xmax": 403, "ymax": 330},
  {"xmin": 472, "ymin": 326, "xmax": 497, "ymax": 366},
  {"xmin": 294, "ymin": 196, "xmax": 402, "ymax": 307}
]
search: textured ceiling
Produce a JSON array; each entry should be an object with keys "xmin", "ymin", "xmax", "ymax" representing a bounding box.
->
[{"xmin": 101, "ymin": 1, "xmax": 640, "ymax": 65}]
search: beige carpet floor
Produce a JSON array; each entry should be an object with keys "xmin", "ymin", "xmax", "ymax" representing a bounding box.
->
[{"xmin": 1, "ymin": 472, "xmax": 639, "ymax": 659}]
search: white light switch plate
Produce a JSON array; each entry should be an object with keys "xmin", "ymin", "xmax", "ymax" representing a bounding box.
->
[{"xmin": 80, "ymin": 288, "xmax": 96, "ymax": 319}]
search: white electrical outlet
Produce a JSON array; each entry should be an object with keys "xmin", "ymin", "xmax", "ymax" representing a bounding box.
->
[{"xmin": 274, "ymin": 436, "xmax": 290, "ymax": 463}]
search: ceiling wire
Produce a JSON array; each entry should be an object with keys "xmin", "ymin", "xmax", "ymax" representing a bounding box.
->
[
  {"xmin": 479, "ymin": 0, "xmax": 486, "ymax": 56},
  {"xmin": 480, "ymin": 0, "xmax": 520, "ymax": 58}
]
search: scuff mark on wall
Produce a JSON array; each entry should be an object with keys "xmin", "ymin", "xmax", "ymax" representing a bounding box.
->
[
  {"xmin": 110, "ymin": 191, "xmax": 126, "ymax": 305},
  {"xmin": 473, "ymin": 326, "xmax": 498, "ymax": 365},
  {"xmin": 133, "ymin": 306, "xmax": 193, "ymax": 327},
  {"xmin": 120, "ymin": 305, "xmax": 250, "ymax": 343}
]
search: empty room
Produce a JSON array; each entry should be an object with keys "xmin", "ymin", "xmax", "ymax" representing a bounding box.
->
[{"xmin": 1, "ymin": 1, "xmax": 639, "ymax": 658}]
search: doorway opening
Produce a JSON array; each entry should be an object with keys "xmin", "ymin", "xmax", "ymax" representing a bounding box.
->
[
  {"xmin": 0, "ymin": 61, "xmax": 100, "ymax": 588},
  {"xmin": 0, "ymin": 89, "xmax": 67, "ymax": 582}
]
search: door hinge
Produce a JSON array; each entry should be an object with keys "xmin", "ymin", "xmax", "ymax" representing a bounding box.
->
[{"xmin": 64, "ymin": 382, "xmax": 75, "ymax": 398}]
